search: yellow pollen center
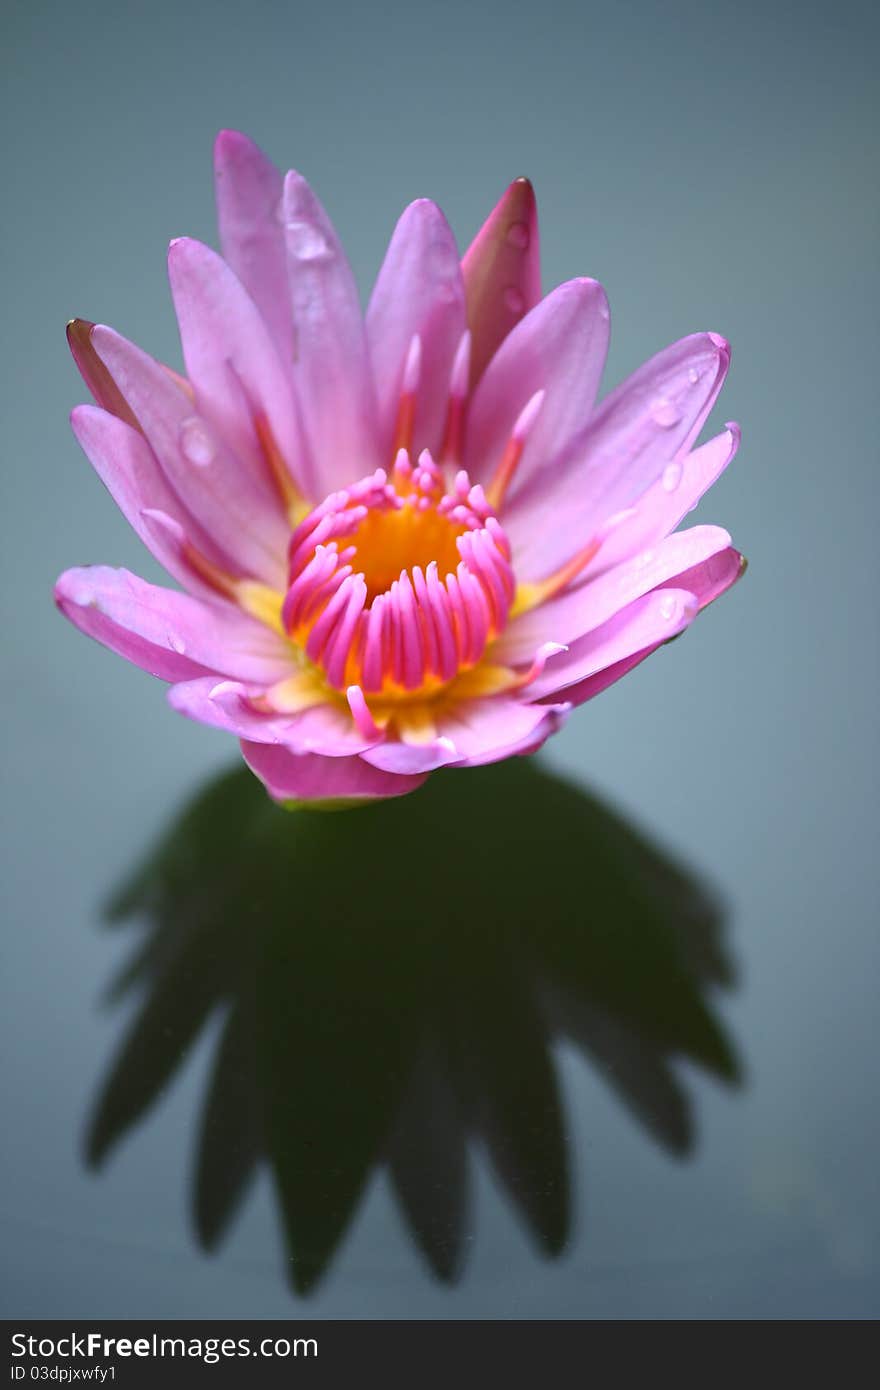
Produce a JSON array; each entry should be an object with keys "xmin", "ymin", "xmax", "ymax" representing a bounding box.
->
[{"xmin": 347, "ymin": 503, "xmax": 464, "ymax": 600}]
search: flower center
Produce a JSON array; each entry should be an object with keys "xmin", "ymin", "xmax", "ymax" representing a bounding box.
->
[{"xmin": 282, "ymin": 450, "xmax": 515, "ymax": 698}]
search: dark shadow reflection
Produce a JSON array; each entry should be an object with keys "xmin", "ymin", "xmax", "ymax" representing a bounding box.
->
[{"xmin": 86, "ymin": 759, "xmax": 740, "ymax": 1294}]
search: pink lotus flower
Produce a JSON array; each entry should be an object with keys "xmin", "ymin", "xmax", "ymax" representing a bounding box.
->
[{"xmin": 56, "ymin": 131, "xmax": 743, "ymax": 805}]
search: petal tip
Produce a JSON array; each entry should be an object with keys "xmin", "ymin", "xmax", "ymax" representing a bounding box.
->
[
  {"xmin": 707, "ymin": 331, "xmax": 731, "ymax": 368},
  {"xmin": 66, "ymin": 316, "xmax": 94, "ymax": 356},
  {"xmin": 506, "ymin": 175, "xmax": 537, "ymax": 208},
  {"xmin": 53, "ymin": 567, "xmax": 92, "ymax": 612},
  {"xmin": 214, "ymin": 128, "xmax": 258, "ymax": 163},
  {"xmin": 462, "ymin": 176, "xmax": 542, "ymax": 383}
]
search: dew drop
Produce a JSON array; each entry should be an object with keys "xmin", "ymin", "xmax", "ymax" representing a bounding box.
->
[
  {"xmin": 651, "ymin": 396, "xmax": 681, "ymax": 428},
  {"xmin": 659, "ymin": 593, "xmax": 678, "ymax": 622},
  {"xmin": 506, "ymin": 220, "xmax": 530, "ymax": 250},
  {"xmin": 168, "ymin": 632, "xmax": 187, "ymax": 654},
  {"xmin": 179, "ymin": 416, "xmax": 215, "ymax": 466},
  {"xmin": 688, "ymin": 366, "xmax": 702, "ymax": 385},
  {"xmin": 503, "ymin": 285, "xmax": 526, "ymax": 314},
  {"xmin": 662, "ymin": 460, "xmax": 683, "ymax": 492},
  {"xmin": 285, "ymin": 219, "xmax": 332, "ymax": 262}
]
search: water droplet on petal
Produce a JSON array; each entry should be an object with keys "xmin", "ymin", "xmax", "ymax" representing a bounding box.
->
[
  {"xmin": 285, "ymin": 219, "xmax": 332, "ymax": 262},
  {"xmin": 179, "ymin": 416, "xmax": 215, "ymax": 466},
  {"xmin": 688, "ymin": 366, "xmax": 702, "ymax": 385},
  {"xmin": 659, "ymin": 593, "xmax": 678, "ymax": 622},
  {"xmin": 168, "ymin": 632, "xmax": 186, "ymax": 654},
  {"xmin": 503, "ymin": 286, "xmax": 526, "ymax": 314},
  {"xmin": 506, "ymin": 220, "xmax": 530, "ymax": 250},
  {"xmin": 651, "ymin": 397, "xmax": 681, "ymax": 428},
  {"xmin": 662, "ymin": 460, "xmax": 683, "ymax": 492}
]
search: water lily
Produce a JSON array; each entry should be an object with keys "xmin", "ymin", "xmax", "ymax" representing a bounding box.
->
[{"xmin": 56, "ymin": 130, "xmax": 743, "ymax": 804}]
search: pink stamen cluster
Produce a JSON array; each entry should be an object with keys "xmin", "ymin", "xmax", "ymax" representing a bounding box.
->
[{"xmin": 282, "ymin": 450, "xmax": 516, "ymax": 696}]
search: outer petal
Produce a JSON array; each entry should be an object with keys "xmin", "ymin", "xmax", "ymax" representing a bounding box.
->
[
  {"xmin": 213, "ymin": 130, "xmax": 292, "ymax": 365},
  {"xmin": 533, "ymin": 541, "xmax": 744, "ymax": 709},
  {"xmin": 464, "ymin": 278, "xmax": 610, "ymax": 500},
  {"xmin": 358, "ymin": 738, "xmax": 461, "ymax": 776},
  {"xmin": 167, "ymin": 237, "xmax": 306, "ymax": 498},
  {"xmin": 55, "ymin": 567, "xmax": 293, "ymax": 684},
  {"xmin": 588, "ymin": 425, "xmax": 741, "ymax": 576},
  {"xmin": 67, "ymin": 319, "xmax": 141, "ymax": 429},
  {"xmin": 507, "ymin": 332, "xmax": 730, "ymax": 580},
  {"xmin": 241, "ymin": 741, "xmax": 427, "ymax": 803},
  {"xmin": 90, "ymin": 326, "xmax": 289, "ymax": 587},
  {"xmin": 168, "ymin": 678, "xmax": 378, "ymax": 756},
  {"xmin": 442, "ymin": 697, "xmax": 570, "ymax": 768},
  {"xmin": 664, "ymin": 545, "xmax": 744, "ymax": 611},
  {"xmin": 496, "ymin": 525, "xmax": 733, "ymax": 663},
  {"xmin": 539, "ymin": 648, "xmax": 658, "ymax": 710},
  {"xmin": 281, "ymin": 170, "xmax": 380, "ymax": 495},
  {"xmin": 526, "ymin": 588, "xmax": 698, "ymax": 701},
  {"xmin": 534, "ymin": 546, "xmax": 746, "ymax": 708},
  {"xmin": 360, "ymin": 696, "xmax": 565, "ymax": 775},
  {"xmin": 68, "ymin": 319, "xmax": 193, "ymax": 422},
  {"xmin": 70, "ymin": 404, "xmax": 232, "ymax": 596},
  {"xmin": 366, "ymin": 200, "xmax": 466, "ymax": 459},
  {"xmin": 461, "ymin": 177, "xmax": 541, "ymax": 385}
]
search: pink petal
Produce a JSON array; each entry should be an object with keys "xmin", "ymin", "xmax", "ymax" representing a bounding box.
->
[
  {"xmin": 526, "ymin": 587, "xmax": 698, "ymax": 700},
  {"xmin": 67, "ymin": 319, "xmax": 142, "ymax": 429},
  {"xmin": 90, "ymin": 326, "xmax": 289, "ymax": 587},
  {"xmin": 538, "ymin": 648, "xmax": 657, "ymax": 710},
  {"xmin": 444, "ymin": 700, "xmax": 569, "ymax": 767},
  {"xmin": 533, "ymin": 546, "xmax": 743, "ymax": 710},
  {"xmin": 213, "ymin": 130, "xmax": 293, "ymax": 366},
  {"xmin": 461, "ymin": 177, "xmax": 541, "ymax": 385},
  {"xmin": 241, "ymin": 742, "xmax": 427, "ymax": 803},
  {"xmin": 69, "ymin": 405, "xmax": 233, "ymax": 596},
  {"xmin": 664, "ymin": 544, "xmax": 744, "ymax": 611},
  {"xmin": 589, "ymin": 425, "xmax": 741, "ymax": 576},
  {"xmin": 281, "ymin": 170, "xmax": 380, "ymax": 494},
  {"xmin": 168, "ymin": 677, "xmax": 283, "ymax": 740},
  {"xmin": 360, "ymin": 695, "xmax": 566, "ymax": 775},
  {"xmin": 507, "ymin": 332, "xmax": 730, "ymax": 580},
  {"xmin": 168, "ymin": 678, "xmax": 378, "ymax": 756},
  {"xmin": 366, "ymin": 200, "xmax": 466, "ymax": 459},
  {"xmin": 167, "ymin": 237, "xmax": 307, "ymax": 499},
  {"xmin": 54, "ymin": 566, "xmax": 293, "ymax": 684},
  {"xmin": 464, "ymin": 277, "xmax": 610, "ymax": 501},
  {"xmin": 496, "ymin": 525, "xmax": 732, "ymax": 662},
  {"xmin": 355, "ymin": 739, "xmax": 459, "ymax": 776},
  {"xmin": 441, "ymin": 697, "xmax": 570, "ymax": 767}
]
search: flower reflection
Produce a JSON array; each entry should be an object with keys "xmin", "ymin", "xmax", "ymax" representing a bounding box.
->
[{"xmin": 86, "ymin": 759, "xmax": 740, "ymax": 1293}]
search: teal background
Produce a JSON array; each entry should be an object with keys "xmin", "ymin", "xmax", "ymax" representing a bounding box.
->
[{"xmin": 1, "ymin": 0, "xmax": 877, "ymax": 1316}]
